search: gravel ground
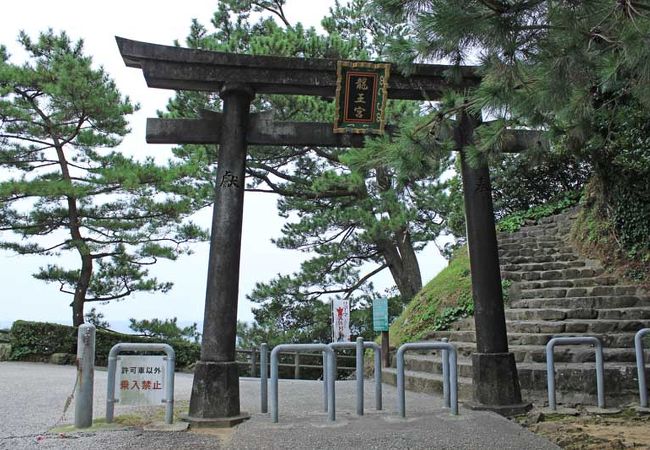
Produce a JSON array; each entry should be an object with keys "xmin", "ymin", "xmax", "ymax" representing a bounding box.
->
[{"xmin": 0, "ymin": 362, "xmax": 559, "ymax": 449}]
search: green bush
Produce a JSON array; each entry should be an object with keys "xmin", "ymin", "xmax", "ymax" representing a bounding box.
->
[
  {"xmin": 9, "ymin": 320, "xmax": 200, "ymax": 368},
  {"xmin": 497, "ymin": 191, "xmax": 581, "ymax": 233},
  {"xmin": 491, "ymin": 151, "xmax": 590, "ymax": 219}
]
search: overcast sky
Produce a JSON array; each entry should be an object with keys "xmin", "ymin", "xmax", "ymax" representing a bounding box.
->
[{"xmin": 0, "ymin": 0, "xmax": 448, "ymax": 331}]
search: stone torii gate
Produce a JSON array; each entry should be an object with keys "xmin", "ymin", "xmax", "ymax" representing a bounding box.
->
[{"xmin": 116, "ymin": 37, "xmax": 533, "ymax": 424}]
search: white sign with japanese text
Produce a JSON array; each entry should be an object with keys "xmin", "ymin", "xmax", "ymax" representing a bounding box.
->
[
  {"xmin": 332, "ymin": 299, "xmax": 351, "ymax": 342},
  {"xmin": 116, "ymin": 355, "xmax": 166, "ymax": 405}
]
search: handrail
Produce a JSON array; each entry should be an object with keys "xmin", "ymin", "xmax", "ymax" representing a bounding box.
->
[{"xmin": 236, "ymin": 347, "xmax": 355, "ymax": 379}]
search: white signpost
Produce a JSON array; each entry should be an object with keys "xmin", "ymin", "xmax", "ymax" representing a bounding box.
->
[
  {"xmin": 332, "ymin": 299, "xmax": 351, "ymax": 342},
  {"xmin": 116, "ymin": 355, "xmax": 166, "ymax": 405}
]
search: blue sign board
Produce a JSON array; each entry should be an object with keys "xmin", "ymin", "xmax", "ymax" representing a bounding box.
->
[{"xmin": 372, "ymin": 297, "xmax": 389, "ymax": 332}]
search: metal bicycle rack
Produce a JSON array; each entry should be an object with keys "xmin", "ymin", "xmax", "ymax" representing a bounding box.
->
[
  {"xmin": 635, "ymin": 328, "xmax": 650, "ymax": 408},
  {"xmin": 545, "ymin": 336, "xmax": 605, "ymax": 410},
  {"xmin": 396, "ymin": 341, "xmax": 458, "ymax": 416},
  {"xmin": 269, "ymin": 343, "xmax": 336, "ymax": 422},
  {"xmin": 329, "ymin": 337, "xmax": 383, "ymax": 415}
]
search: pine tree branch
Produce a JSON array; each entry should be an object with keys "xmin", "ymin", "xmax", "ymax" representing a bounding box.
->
[
  {"xmin": 0, "ymin": 134, "xmax": 52, "ymax": 147},
  {"xmin": 343, "ymin": 264, "xmax": 388, "ymax": 299}
]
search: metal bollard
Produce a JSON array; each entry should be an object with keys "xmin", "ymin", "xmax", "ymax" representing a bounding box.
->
[
  {"xmin": 328, "ymin": 341, "xmax": 383, "ymax": 412},
  {"xmin": 441, "ymin": 337, "xmax": 450, "ymax": 408},
  {"xmin": 260, "ymin": 343, "xmax": 268, "ymax": 413},
  {"xmin": 271, "ymin": 344, "xmax": 336, "ymax": 423},
  {"xmin": 546, "ymin": 336, "xmax": 605, "ymax": 410},
  {"xmin": 396, "ymin": 342, "xmax": 458, "ymax": 417},
  {"xmin": 356, "ymin": 337, "xmax": 364, "ymax": 416},
  {"xmin": 373, "ymin": 342, "xmax": 382, "ymax": 411},
  {"xmin": 635, "ymin": 328, "xmax": 650, "ymax": 408},
  {"xmin": 75, "ymin": 324, "xmax": 95, "ymax": 428},
  {"xmin": 322, "ymin": 350, "xmax": 328, "ymax": 412}
]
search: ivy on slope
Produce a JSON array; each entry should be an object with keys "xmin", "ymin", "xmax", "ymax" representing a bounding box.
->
[{"xmin": 389, "ymin": 249, "xmax": 472, "ymax": 346}]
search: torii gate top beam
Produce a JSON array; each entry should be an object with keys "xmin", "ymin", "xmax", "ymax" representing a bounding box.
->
[{"xmin": 116, "ymin": 37, "xmax": 480, "ymax": 100}]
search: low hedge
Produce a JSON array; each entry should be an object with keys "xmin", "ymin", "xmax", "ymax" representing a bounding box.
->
[{"xmin": 9, "ymin": 320, "xmax": 200, "ymax": 368}]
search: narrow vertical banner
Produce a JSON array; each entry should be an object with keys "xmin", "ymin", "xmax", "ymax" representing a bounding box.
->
[
  {"xmin": 334, "ymin": 61, "xmax": 390, "ymax": 135},
  {"xmin": 332, "ymin": 299, "xmax": 351, "ymax": 342}
]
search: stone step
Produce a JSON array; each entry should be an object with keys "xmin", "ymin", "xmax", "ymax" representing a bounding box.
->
[
  {"xmin": 499, "ymin": 250, "xmax": 580, "ymax": 266},
  {"xmin": 400, "ymin": 352, "xmax": 474, "ymax": 378},
  {"xmin": 438, "ymin": 342, "xmax": 650, "ymax": 363},
  {"xmin": 510, "ymin": 295, "xmax": 650, "ymax": 309},
  {"xmin": 423, "ymin": 330, "xmax": 643, "ymax": 348},
  {"xmin": 381, "ymin": 367, "xmax": 474, "ymax": 400},
  {"xmin": 500, "ymin": 252, "xmax": 577, "ymax": 264},
  {"xmin": 519, "ymin": 285, "xmax": 642, "ymax": 299},
  {"xmin": 498, "ymin": 239, "xmax": 571, "ymax": 251},
  {"xmin": 505, "ymin": 307, "xmax": 650, "ymax": 321},
  {"xmin": 516, "ymin": 276, "xmax": 618, "ymax": 290},
  {"xmin": 501, "ymin": 260, "xmax": 605, "ymax": 281},
  {"xmin": 498, "ymin": 235, "xmax": 569, "ymax": 245},
  {"xmin": 498, "ymin": 227, "xmax": 568, "ymax": 240},
  {"xmin": 517, "ymin": 362, "xmax": 650, "ymax": 396},
  {"xmin": 383, "ymin": 360, "xmax": 649, "ymax": 403},
  {"xmin": 507, "ymin": 319, "xmax": 650, "ymax": 334}
]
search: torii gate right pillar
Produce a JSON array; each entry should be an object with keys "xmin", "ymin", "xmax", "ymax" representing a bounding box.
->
[{"xmin": 455, "ymin": 111, "xmax": 531, "ymax": 415}]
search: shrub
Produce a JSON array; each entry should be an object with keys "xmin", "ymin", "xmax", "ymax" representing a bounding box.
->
[{"xmin": 9, "ymin": 320, "xmax": 200, "ymax": 368}]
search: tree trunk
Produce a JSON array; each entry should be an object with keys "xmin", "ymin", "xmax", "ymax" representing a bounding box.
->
[
  {"xmin": 72, "ymin": 254, "xmax": 93, "ymax": 326},
  {"xmin": 374, "ymin": 166, "xmax": 423, "ymax": 301},
  {"xmin": 378, "ymin": 235, "xmax": 423, "ymax": 301},
  {"xmin": 52, "ymin": 138, "xmax": 92, "ymax": 327}
]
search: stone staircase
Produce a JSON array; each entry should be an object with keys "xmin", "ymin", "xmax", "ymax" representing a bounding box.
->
[{"xmin": 383, "ymin": 207, "xmax": 650, "ymax": 406}]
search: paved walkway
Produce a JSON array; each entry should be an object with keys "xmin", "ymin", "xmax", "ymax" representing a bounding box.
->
[{"xmin": 0, "ymin": 362, "xmax": 559, "ymax": 449}]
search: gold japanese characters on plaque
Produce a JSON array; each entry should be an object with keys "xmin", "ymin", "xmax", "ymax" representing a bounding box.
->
[{"xmin": 334, "ymin": 61, "xmax": 390, "ymax": 135}]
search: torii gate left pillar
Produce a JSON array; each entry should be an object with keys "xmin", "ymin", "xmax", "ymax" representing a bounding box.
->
[{"xmin": 188, "ymin": 84, "xmax": 253, "ymax": 425}]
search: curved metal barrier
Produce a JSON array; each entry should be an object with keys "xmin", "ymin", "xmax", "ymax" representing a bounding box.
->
[
  {"xmin": 396, "ymin": 342, "xmax": 458, "ymax": 416},
  {"xmin": 270, "ymin": 344, "xmax": 336, "ymax": 422},
  {"xmin": 106, "ymin": 343, "xmax": 176, "ymax": 424},
  {"xmin": 635, "ymin": 328, "xmax": 650, "ymax": 408},
  {"xmin": 329, "ymin": 337, "xmax": 383, "ymax": 415},
  {"xmin": 546, "ymin": 336, "xmax": 604, "ymax": 410}
]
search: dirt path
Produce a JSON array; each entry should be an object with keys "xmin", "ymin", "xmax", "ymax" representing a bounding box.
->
[{"xmin": 515, "ymin": 407, "xmax": 650, "ymax": 449}]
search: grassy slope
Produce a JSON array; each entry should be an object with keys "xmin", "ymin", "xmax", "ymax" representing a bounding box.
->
[{"xmin": 389, "ymin": 247, "xmax": 472, "ymax": 346}]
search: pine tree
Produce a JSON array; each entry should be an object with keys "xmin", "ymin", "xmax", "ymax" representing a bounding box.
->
[
  {"xmin": 0, "ymin": 31, "xmax": 208, "ymax": 326},
  {"xmin": 375, "ymin": 0, "xmax": 650, "ymax": 258}
]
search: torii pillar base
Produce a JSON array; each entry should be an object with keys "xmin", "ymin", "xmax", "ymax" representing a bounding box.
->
[
  {"xmin": 185, "ymin": 362, "xmax": 250, "ymax": 427},
  {"xmin": 465, "ymin": 353, "xmax": 531, "ymax": 416}
]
